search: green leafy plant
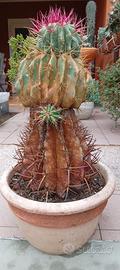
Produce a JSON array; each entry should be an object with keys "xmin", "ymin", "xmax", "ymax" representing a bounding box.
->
[
  {"xmin": 99, "ymin": 59, "xmax": 120, "ymax": 125},
  {"xmin": 97, "ymin": 27, "xmax": 111, "ymax": 47},
  {"xmin": 7, "ymin": 34, "xmax": 36, "ymax": 82},
  {"xmin": 97, "ymin": 1, "xmax": 120, "ymax": 50},
  {"xmin": 86, "ymin": 78, "xmax": 101, "ymax": 105},
  {"xmin": 109, "ymin": 1, "xmax": 120, "ymax": 34}
]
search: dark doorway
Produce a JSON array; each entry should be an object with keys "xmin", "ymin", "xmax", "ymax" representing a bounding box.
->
[{"xmin": 15, "ymin": 28, "xmax": 29, "ymax": 38}]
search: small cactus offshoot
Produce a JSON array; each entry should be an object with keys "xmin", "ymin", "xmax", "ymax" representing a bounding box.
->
[{"xmin": 39, "ymin": 105, "xmax": 62, "ymax": 125}]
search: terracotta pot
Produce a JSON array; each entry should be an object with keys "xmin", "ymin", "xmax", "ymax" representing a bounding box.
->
[
  {"xmin": 0, "ymin": 163, "xmax": 115, "ymax": 255},
  {"xmin": 80, "ymin": 47, "xmax": 98, "ymax": 65}
]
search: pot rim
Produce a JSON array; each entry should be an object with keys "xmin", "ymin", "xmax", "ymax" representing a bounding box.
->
[{"xmin": 0, "ymin": 162, "xmax": 115, "ymax": 215}]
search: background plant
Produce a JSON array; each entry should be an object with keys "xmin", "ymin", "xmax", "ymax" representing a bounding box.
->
[
  {"xmin": 86, "ymin": 0, "xmax": 96, "ymax": 47},
  {"xmin": 7, "ymin": 34, "xmax": 36, "ymax": 82},
  {"xmin": 97, "ymin": 1, "xmax": 120, "ymax": 48},
  {"xmin": 108, "ymin": 0, "xmax": 120, "ymax": 34},
  {"xmin": 97, "ymin": 27, "xmax": 111, "ymax": 48},
  {"xmin": 86, "ymin": 78, "xmax": 101, "ymax": 105},
  {"xmin": 99, "ymin": 59, "xmax": 120, "ymax": 125}
]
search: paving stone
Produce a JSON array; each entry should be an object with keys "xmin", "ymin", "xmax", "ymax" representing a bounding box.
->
[
  {"xmin": 0, "ymin": 239, "xmax": 120, "ymax": 270},
  {"xmin": 0, "ymin": 227, "xmax": 24, "ymax": 239},
  {"xmin": 99, "ymin": 195, "xmax": 120, "ymax": 230},
  {"xmin": 0, "ymin": 194, "xmax": 17, "ymax": 227},
  {"xmin": 101, "ymin": 230, "xmax": 120, "ymax": 241},
  {"xmin": 0, "ymin": 145, "xmax": 17, "ymax": 178}
]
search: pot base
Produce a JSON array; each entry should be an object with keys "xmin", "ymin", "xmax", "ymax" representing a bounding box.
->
[{"xmin": 16, "ymin": 216, "xmax": 99, "ymax": 255}]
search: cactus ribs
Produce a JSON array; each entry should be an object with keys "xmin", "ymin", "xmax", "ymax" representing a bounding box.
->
[{"xmin": 9, "ymin": 107, "xmax": 105, "ymax": 202}]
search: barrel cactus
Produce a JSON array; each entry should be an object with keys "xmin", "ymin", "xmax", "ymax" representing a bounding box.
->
[
  {"xmin": 15, "ymin": 8, "xmax": 87, "ymax": 108},
  {"xmin": 15, "ymin": 105, "xmax": 99, "ymax": 199},
  {"xmin": 11, "ymin": 8, "xmax": 99, "ymax": 201}
]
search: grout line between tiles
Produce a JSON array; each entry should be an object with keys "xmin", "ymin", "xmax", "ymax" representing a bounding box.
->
[
  {"xmin": 98, "ymin": 223, "xmax": 102, "ymax": 240},
  {"xmin": 0, "ymin": 128, "xmax": 18, "ymax": 144},
  {"xmin": 0, "ymin": 226, "xmax": 18, "ymax": 228},
  {"xmin": 93, "ymin": 116, "xmax": 110, "ymax": 145},
  {"xmin": 100, "ymin": 229, "xmax": 120, "ymax": 231}
]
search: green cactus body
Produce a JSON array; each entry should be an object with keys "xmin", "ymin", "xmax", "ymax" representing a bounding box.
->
[
  {"xmin": 15, "ymin": 9, "xmax": 87, "ymax": 108},
  {"xmin": 15, "ymin": 50, "xmax": 87, "ymax": 108},
  {"xmin": 36, "ymin": 23, "xmax": 81, "ymax": 56},
  {"xmin": 86, "ymin": 0, "xmax": 96, "ymax": 47},
  {"xmin": 73, "ymin": 59, "xmax": 87, "ymax": 108}
]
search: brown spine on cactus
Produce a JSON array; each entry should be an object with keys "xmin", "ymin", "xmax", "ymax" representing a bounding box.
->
[
  {"xmin": 63, "ymin": 110, "xmax": 83, "ymax": 186},
  {"xmin": 21, "ymin": 125, "xmax": 40, "ymax": 179},
  {"xmin": 70, "ymin": 110, "xmax": 89, "ymax": 157},
  {"xmin": 43, "ymin": 125, "xmax": 57, "ymax": 192},
  {"xmin": 17, "ymin": 122, "xmax": 45, "ymax": 191},
  {"xmin": 56, "ymin": 125, "xmax": 69, "ymax": 198}
]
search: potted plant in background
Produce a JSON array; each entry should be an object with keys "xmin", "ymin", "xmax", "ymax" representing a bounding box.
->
[
  {"xmin": 108, "ymin": 0, "xmax": 120, "ymax": 45},
  {"xmin": 99, "ymin": 59, "xmax": 120, "ymax": 127},
  {"xmin": 80, "ymin": 0, "xmax": 98, "ymax": 65},
  {"xmin": 7, "ymin": 34, "xmax": 36, "ymax": 93},
  {"xmin": 76, "ymin": 78, "xmax": 101, "ymax": 120},
  {"xmin": 0, "ymin": 52, "xmax": 9, "ymax": 116},
  {"xmin": 0, "ymin": 8, "xmax": 115, "ymax": 255},
  {"xmin": 97, "ymin": 1, "xmax": 120, "ymax": 53}
]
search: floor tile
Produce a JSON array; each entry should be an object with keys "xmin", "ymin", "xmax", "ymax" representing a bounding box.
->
[
  {"xmin": 103, "ymin": 132, "xmax": 120, "ymax": 145},
  {"xmin": 0, "ymin": 123, "xmax": 18, "ymax": 133},
  {"xmin": 0, "ymin": 145, "xmax": 17, "ymax": 178},
  {"xmin": 0, "ymin": 195, "xmax": 17, "ymax": 227},
  {"xmin": 0, "ymin": 132, "xmax": 11, "ymax": 143},
  {"xmin": 2, "ymin": 130, "xmax": 22, "ymax": 145},
  {"xmin": 81, "ymin": 120, "xmax": 109, "ymax": 145},
  {"xmin": 100, "ymin": 146, "xmax": 120, "ymax": 194},
  {"xmin": 0, "ymin": 239, "xmax": 120, "ymax": 270},
  {"xmin": 93, "ymin": 110, "xmax": 120, "ymax": 146},
  {"xmin": 0, "ymin": 227, "xmax": 24, "ymax": 239},
  {"xmin": 101, "ymin": 230, "xmax": 120, "ymax": 240},
  {"xmin": 99, "ymin": 195, "xmax": 120, "ymax": 230}
]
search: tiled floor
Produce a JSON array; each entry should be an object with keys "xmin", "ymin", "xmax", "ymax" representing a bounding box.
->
[
  {"xmin": 1, "ymin": 239, "xmax": 120, "ymax": 270},
  {"xmin": 0, "ymin": 106, "xmax": 120, "ymax": 241}
]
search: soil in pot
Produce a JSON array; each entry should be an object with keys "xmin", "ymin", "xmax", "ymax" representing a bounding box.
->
[{"xmin": 9, "ymin": 168, "xmax": 105, "ymax": 203}]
